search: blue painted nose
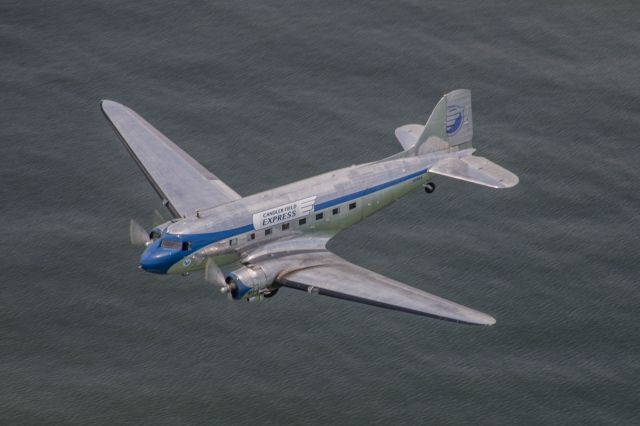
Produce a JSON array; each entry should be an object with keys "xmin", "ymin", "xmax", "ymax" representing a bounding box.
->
[{"xmin": 140, "ymin": 244, "xmax": 174, "ymax": 274}]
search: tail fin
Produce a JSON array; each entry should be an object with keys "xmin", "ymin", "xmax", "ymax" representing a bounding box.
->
[
  {"xmin": 417, "ymin": 89, "xmax": 473, "ymax": 153},
  {"xmin": 391, "ymin": 90, "xmax": 518, "ymax": 189},
  {"xmin": 394, "ymin": 89, "xmax": 473, "ymax": 154}
]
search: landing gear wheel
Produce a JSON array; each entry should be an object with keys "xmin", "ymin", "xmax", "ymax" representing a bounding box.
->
[
  {"xmin": 263, "ymin": 288, "xmax": 279, "ymax": 298},
  {"xmin": 424, "ymin": 182, "xmax": 436, "ymax": 193}
]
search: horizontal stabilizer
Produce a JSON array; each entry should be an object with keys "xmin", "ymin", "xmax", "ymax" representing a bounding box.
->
[
  {"xmin": 394, "ymin": 124, "xmax": 424, "ymax": 150},
  {"xmin": 430, "ymin": 156, "xmax": 519, "ymax": 188}
]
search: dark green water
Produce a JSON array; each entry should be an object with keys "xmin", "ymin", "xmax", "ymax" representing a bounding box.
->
[{"xmin": 2, "ymin": 1, "xmax": 639, "ymax": 424}]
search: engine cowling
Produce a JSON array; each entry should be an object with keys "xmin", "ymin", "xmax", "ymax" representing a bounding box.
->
[{"xmin": 226, "ymin": 265, "xmax": 278, "ymax": 302}]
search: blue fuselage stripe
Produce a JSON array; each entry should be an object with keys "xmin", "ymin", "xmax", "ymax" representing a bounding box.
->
[
  {"xmin": 314, "ymin": 168, "xmax": 427, "ymax": 211},
  {"xmin": 184, "ymin": 168, "xmax": 427, "ymax": 244},
  {"xmin": 150, "ymin": 169, "xmax": 428, "ymax": 261},
  {"xmin": 143, "ymin": 168, "xmax": 429, "ymax": 273}
]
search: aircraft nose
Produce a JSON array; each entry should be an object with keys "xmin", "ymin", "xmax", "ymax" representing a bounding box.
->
[{"xmin": 139, "ymin": 245, "xmax": 172, "ymax": 274}]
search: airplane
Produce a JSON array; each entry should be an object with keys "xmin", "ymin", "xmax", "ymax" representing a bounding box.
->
[{"xmin": 101, "ymin": 89, "xmax": 518, "ymax": 326}]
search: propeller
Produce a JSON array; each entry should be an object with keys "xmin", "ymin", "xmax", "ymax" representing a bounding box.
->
[
  {"xmin": 129, "ymin": 219, "xmax": 151, "ymax": 246},
  {"xmin": 130, "ymin": 209, "xmax": 170, "ymax": 247},
  {"xmin": 205, "ymin": 258, "xmax": 233, "ymax": 300},
  {"xmin": 151, "ymin": 209, "xmax": 167, "ymax": 227}
]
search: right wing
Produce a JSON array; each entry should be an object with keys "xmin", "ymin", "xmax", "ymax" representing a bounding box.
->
[
  {"xmin": 273, "ymin": 250, "xmax": 496, "ymax": 325},
  {"xmin": 101, "ymin": 100, "xmax": 241, "ymax": 218}
]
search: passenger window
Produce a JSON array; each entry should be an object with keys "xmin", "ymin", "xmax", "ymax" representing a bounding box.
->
[
  {"xmin": 349, "ymin": 202, "xmax": 356, "ymax": 210},
  {"xmin": 282, "ymin": 223, "xmax": 290, "ymax": 231},
  {"xmin": 265, "ymin": 228, "xmax": 272, "ymax": 236},
  {"xmin": 316, "ymin": 212, "xmax": 323, "ymax": 220},
  {"xmin": 332, "ymin": 207, "xmax": 340, "ymax": 215},
  {"xmin": 299, "ymin": 218, "xmax": 306, "ymax": 226},
  {"xmin": 181, "ymin": 241, "xmax": 191, "ymax": 251}
]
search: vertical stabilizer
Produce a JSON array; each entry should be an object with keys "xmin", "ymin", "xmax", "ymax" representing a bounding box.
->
[
  {"xmin": 415, "ymin": 89, "xmax": 473, "ymax": 154},
  {"xmin": 419, "ymin": 95, "xmax": 447, "ymax": 143}
]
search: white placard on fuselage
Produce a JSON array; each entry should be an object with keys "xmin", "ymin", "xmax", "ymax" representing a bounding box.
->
[{"xmin": 253, "ymin": 196, "xmax": 317, "ymax": 230}]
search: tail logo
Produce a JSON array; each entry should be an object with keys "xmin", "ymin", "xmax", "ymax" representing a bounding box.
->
[{"xmin": 446, "ymin": 105, "xmax": 464, "ymax": 135}]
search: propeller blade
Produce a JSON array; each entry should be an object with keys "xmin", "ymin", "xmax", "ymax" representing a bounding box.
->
[
  {"xmin": 205, "ymin": 258, "xmax": 226, "ymax": 287},
  {"xmin": 205, "ymin": 258, "xmax": 233, "ymax": 300},
  {"xmin": 151, "ymin": 209, "xmax": 166, "ymax": 227},
  {"xmin": 129, "ymin": 219, "xmax": 150, "ymax": 246}
]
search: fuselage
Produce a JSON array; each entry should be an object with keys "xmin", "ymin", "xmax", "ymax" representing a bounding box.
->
[{"xmin": 139, "ymin": 154, "xmax": 447, "ymax": 275}]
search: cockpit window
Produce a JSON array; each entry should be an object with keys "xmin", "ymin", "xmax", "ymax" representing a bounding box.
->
[{"xmin": 161, "ymin": 239, "xmax": 182, "ymax": 250}]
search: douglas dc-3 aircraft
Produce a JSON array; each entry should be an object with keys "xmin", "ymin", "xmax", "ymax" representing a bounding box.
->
[{"xmin": 102, "ymin": 89, "xmax": 518, "ymax": 326}]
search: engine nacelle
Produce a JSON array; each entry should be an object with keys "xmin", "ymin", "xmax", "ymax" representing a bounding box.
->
[{"xmin": 226, "ymin": 265, "xmax": 278, "ymax": 302}]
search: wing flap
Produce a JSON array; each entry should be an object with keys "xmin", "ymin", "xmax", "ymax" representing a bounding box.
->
[
  {"xmin": 101, "ymin": 100, "xmax": 241, "ymax": 217},
  {"xmin": 430, "ymin": 156, "xmax": 519, "ymax": 188},
  {"xmin": 278, "ymin": 253, "xmax": 496, "ymax": 325}
]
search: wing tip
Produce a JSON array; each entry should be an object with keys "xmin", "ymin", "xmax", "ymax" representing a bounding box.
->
[
  {"xmin": 443, "ymin": 311, "xmax": 496, "ymax": 326},
  {"xmin": 478, "ymin": 314, "xmax": 497, "ymax": 326},
  {"xmin": 458, "ymin": 309, "xmax": 496, "ymax": 326},
  {"xmin": 100, "ymin": 99, "xmax": 125, "ymax": 116}
]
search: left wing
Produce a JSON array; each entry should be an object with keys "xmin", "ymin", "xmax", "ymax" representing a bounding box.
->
[
  {"xmin": 270, "ymin": 250, "xmax": 496, "ymax": 325},
  {"xmin": 101, "ymin": 100, "xmax": 241, "ymax": 218}
]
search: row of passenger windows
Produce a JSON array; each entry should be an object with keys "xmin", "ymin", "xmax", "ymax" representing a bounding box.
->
[
  {"xmin": 164, "ymin": 201, "xmax": 361, "ymax": 250},
  {"xmin": 245, "ymin": 201, "xmax": 358, "ymax": 241}
]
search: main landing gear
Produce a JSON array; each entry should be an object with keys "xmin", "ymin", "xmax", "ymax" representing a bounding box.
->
[{"xmin": 423, "ymin": 182, "xmax": 436, "ymax": 194}]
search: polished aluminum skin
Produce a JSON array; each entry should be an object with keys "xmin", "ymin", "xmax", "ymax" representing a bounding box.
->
[{"xmin": 102, "ymin": 89, "xmax": 518, "ymax": 326}]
